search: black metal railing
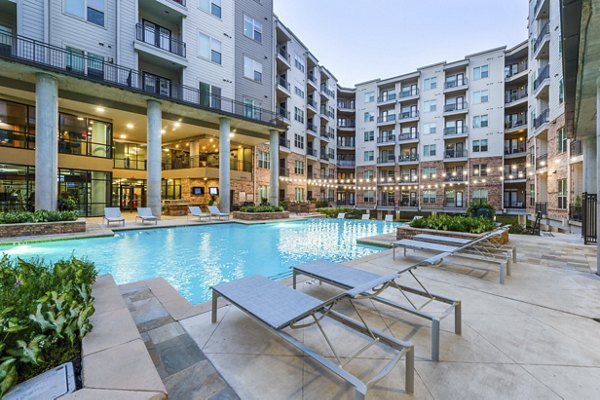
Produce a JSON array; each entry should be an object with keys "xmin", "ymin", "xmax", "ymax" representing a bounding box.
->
[
  {"xmin": 504, "ymin": 145, "xmax": 527, "ymax": 155},
  {"xmin": 505, "ymin": 61, "xmax": 528, "ymax": 78},
  {"xmin": 570, "ymin": 140, "xmax": 583, "ymax": 156},
  {"xmin": 320, "ymin": 84, "xmax": 335, "ymax": 98},
  {"xmin": 337, "ymin": 139, "xmax": 355, "ymax": 148},
  {"xmin": 377, "ymin": 199, "xmax": 396, "ymax": 207},
  {"xmin": 278, "ymin": 107, "xmax": 290, "ymax": 120},
  {"xmin": 114, "ymin": 158, "xmax": 146, "ymax": 170},
  {"xmin": 504, "ymin": 169, "xmax": 527, "ymax": 180},
  {"xmin": 398, "ymin": 132, "xmax": 418, "ymax": 141},
  {"xmin": 399, "ymin": 110, "xmax": 419, "ymax": 120},
  {"xmin": 444, "ymin": 150, "xmax": 468, "ymax": 159},
  {"xmin": 444, "ymin": 126, "xmax": 468, "ymax": 135},
  {"xmin": 277, "ymin": 47, "xmax": 290, "ymax": 62},
  {"xmin": 504, "ymin": 201, "xmax": 526, "ymax": 209},
  {"xmin": 399, "ymin": 199, "xmax": 419, "ymax": 207},
  {"xmin": 444, "ymin": 77, "xmax": 468, "ymax": 89},
  {"xmin": 319, "ymin": 152, "xmax": 329, "ymax": 161},
  {"xmin": 377, "ymin": 114, "xmax": 396, "ymax": 123},
  {"xmin": 162, "ymin": 155, "xmax": 251, "ymax": 172},
  {"xmin": 398, "ymin": 154, "xmax": 419, "ymax": 163},
  {"xmin": 569, "ymin": 204, "xmax": 583, "ymax": 222},
  {"xmin": 337, "ymin": 159, "xmax": 356, "ymax": 167},
  {"xmin": 0, "ymin": 31, "xmax": 280, "ymax": 126},
  {"xmin": 505, "ymin": 115, "xmax": 528, "ymax": 129},
  {"xmin": 135, "ymin": 23, "xmax": 186, "ymax": 57},
  {"xmin": 277, "ymin": 76, "xmax": 290, "ymax": 90},
  {"xmin": 582, "ymin": 192, "xmax": 597, "ymax": 244},
  {"xmin": 377, "ymin": 93, "xmax": 397, "ymax": 103},
  {"xmin": 533, "ymin": 109, "xmax": 550, "ymax": 128},
  {"xmin": 399, "ymin": 175, "xmax": 418, "ymax": 183},
  {"xmin": 279, "ymin": 138, "xmax": 290, "ymax": 148},
  {"xmin": 337, "ymin": 100, "xmax": 355, "ymax": 110},
  {"xmin": 536, "ymin": 153, "xmax": 548, "ymax": 169},
  {"xmin": 505, "ymin": 89, "xmax": 528, "ymax": 103},
  {"xmin": 308, "ymin": 74, "xmax": 318, "ymax": 85},
  {"xmin": 443, "ymin": 102, "xmax": 468, "ymax": 112},
  {"xmin": 399, "ymin": 88, "xmax": 419, "ymax": 98},
  {"xmin": 307, "ymin": 148, "xmax": 318, "ymax": 157},
  {"xmin": 533, "ymin": 64, "xmax": 550, "ymax": 90},
  {"xmin": 337, "ymin": 120, "xmax": 356, "ymax": 128},
  {"xmin": 306, "ymin": 123, "xmax": 317, "ymax": 133},
  {"xmin": 377, "ymin": 155, "xmax": 396, "ymax": 164},
  {"xmin": 377, "ymin": 134, "xmax": 396, "ymax": 144},
  {"xmin": 444, "ymin": 174, "xmax": 465, "ymax": 182},
  {"xmin": 307, "ymin": 99, "xmax": 317, "ymax": 109},
  {"xmin": 533, "ymin": 21, "xmax": 550, "ymax": 53},
  {"xmin": 279, "ymin": 167, "xmax": 289, "ymax": 177}
]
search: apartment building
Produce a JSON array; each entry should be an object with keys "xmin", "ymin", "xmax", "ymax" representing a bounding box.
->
[
  {"xmin": 527, "ymin": 0, "xmax": 583, "ymax": 228},
  {"xmin": 0, "ymin": 0, "xmax": 284, "ymax": 216}
]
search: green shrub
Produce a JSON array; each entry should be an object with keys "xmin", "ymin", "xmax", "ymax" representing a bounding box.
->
[
  {"xmin": 314, "ymin": 200, "xmax": 329, "ymax": 208},
  {"xmin": 316, "ymin": 208, "xmax": 364, "ymax": 219},
  {"xmin": 0, "ymin": 256, "xmax": 96, "ymax": 396},
  {"xmin": 58, "ymin": 196, "xmax": 77, "ymax": 212},
  {"xmin": 409, "ymin": 214, "xmax": 496, "ymax": 234},
  {"xmin": 239, "ymin": 205, "xmax": 284, "ymax": 213},
  {"xmin": 466, "ymin": 200, "xmax": 496, "ymax": 219},
  {"xmin": 0, "ymin": 210, "xmax": 79, "ymax": 225}
]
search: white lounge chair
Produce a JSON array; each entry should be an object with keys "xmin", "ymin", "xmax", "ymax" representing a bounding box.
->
[
  {"xmin": 384, "ymin": 214, "xmax": 394, "ymax": 222},
  {"xmin": 336, "ymin": 212, "xmax": 346, "ymax": 219},
  {"xmin": 135, "ymin": 207, "xmax": 158, "ymax": 225},
  {"xmin": 104, "ymin": 207, "xmax": 125, "ymax": 227},
  {"xmin": 208, "ymin": 205, "xmax": 229, "ymax": 220},
  {"xmin": 361, "ymin": 213, "xmax": 370, "ymax": 220},
  {"xmin": 410, "ymin": 215, "xmax": 423, "ymax": 222},
  {"xmin": 188, "ymin": 206, "xmax": 211, "ymax": 221}
]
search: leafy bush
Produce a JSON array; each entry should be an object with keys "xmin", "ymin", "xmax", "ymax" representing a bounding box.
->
[
  {"xmin": 314, "ymin": 200, "xmax": 329, "ymax": 208},
  {"xmin": 58, "ymin": 196, "xmax": 77, "ymax": 212},
  {"xmin": 466, "ymin": 200, "xmax": 495, "ymax": 219},
  {"xmin": 409, "ymin": 214, "xmax": 496, "ymax": 234},
  {"xmin": 316, "ymin": 208, "xmax": 365, "ymax": 219},
  {"xmin": 0, "ymin": 256, "xmax": 96, "ymax": 396},
  {"xmin": 239, "ymin": 205, "xmax": 284, "ymax": 213},
  {"xmin": 0, "ymin": 210, "xmax": 79, "ymax": 224}
]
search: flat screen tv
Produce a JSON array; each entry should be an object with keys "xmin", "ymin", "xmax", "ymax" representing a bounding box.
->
[
  {"xmin": 208, "ymin": 187, "xmax": 219, "ymax": 195},
  {"xmin": 191, "ymin": 187, "xmax": 205, "ymax": 195}
]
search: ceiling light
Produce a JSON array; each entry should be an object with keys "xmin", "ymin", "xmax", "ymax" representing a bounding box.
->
[
  {"xmin": 209, "ymin": 138, "xmax": 214, "ymax": 143},
  {"xmin": 174, "ymin": 122, "xmax": 181, "ymax": 128},
  {"xmin": 96, "ymin": 107, "xmax": 105, "ymax": 113},
  {"xmin": 77, "ymin": 117, "xmax": 84, "ymax": 121},
  {"xmin": 126, "ymin": 123, "xmax": 134, "ymax": 129},
  {"xmin": 119, "ymin": 134, "xmax": 127, "ymax": 139},
  {"xmin": 161, "ymin": 129, "xmax": 166, "ymax": 134}
]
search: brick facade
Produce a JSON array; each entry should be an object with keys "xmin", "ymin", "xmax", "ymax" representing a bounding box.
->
[
  {"xmin": 468, "ymin": 156, "xmax": 504, "ymax": 209},
  {"xmin": 0, "ymin": 220, "xmax": 86, "ymax": 237},
  {"xmin": 544, "ymin": 113, "xmax": 569, "ymax": 221}
]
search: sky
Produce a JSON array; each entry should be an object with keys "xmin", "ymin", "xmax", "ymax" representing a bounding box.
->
[{"xmin": 273, "ymin": 0, "xmax": 529, "ymax": 87}]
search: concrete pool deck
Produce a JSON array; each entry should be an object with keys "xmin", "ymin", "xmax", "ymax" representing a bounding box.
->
[{"xmin": 82, "ymin": 232, "xmax": 600, "ymax": 400}]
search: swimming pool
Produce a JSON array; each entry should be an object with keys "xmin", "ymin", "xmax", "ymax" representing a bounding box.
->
[{"xmin": 1, "ymin": 219, "xmax": 399, "ymax": 304}]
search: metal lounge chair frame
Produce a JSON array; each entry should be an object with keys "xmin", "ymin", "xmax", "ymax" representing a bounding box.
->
[
  {"xmin": 134, "ymin": 207, "xmax": 158, "ymax": 225},
  {"xmin": 208, "ymin": 205, "xmax": 229, "ymax": 220},
  {"xmin": 188, "ymin": 206, "xmax": 211, "ymax": 221},
  {"xmin": 292, "ymin": 257, "xmax": 460, "ymax": 361},
  {"xmin": 104, "ymin": 207, "xmax": 125, "ymax": 227},
  {"xmin": 211, "ymin": 275, "xmax": 414, "ymax": 399},
  {"xmin": 361, "ymin": 214, "xmax": 370, "ymax": 220},
  {"xmin": 337, "ymin": 212, "xmax": 346, "ymax": 219}
]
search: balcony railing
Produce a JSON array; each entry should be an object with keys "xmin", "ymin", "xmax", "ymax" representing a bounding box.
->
[
  {"xmin": 533, "ymin": 21, "xmax": 550, "ymax": 53},
  {"xmin": 337, "ymin": 139, "xmax": 355, "ymax": 148},
  {"xmin": 307, "ymin": 73, "xmax": 318, "ymax": 85},
  {"xmin": 505, "ymin": 116, "xmax": 528, "ymax": 129},
  {"xmin": 398, "ymin": 132, "xmax": 418, "ymax": 141},
  {"xmin": 337, "ymin": 159, "xmax": 356, "ymax": 167},
  {"xmin": 399, "ymin": 199, "xmax": 419, "ymax": 207},
  {"xmin": 136, "ymin": 23, "xmax": 186, "ymax": 57},
  {"xmin": 279, "ymin": 138, "xmax": 290, "ymax": 148},
  {"xmin": 307, "ymin": 148, "xmax": 318, "ymax": 157},
  {"xmin": 444, "ymin": 174, "xmax": 465, "ymax": 182},
  {"xmin": 443, "ymin": 102, "xmax": 468, "ymax": 112},
  {"xmin": 377, "ymin": 199, "xmax": 396, "ymax": 207},
  {"xmin": 377, "ymin": 93, "xmax": 397, "ymax": 103},
  {"xmin": 570, "ymin": 140, "xmax": 583, "ymax": 156},
  {"xmin": 162, "ymin": 155, "xmax": 252, "ymax": 172},
  {"xmin": 277, "ymin": 76, "xmax": 290, "ymax": 90},
  {"xmin": 536, "ymin": 153, "xmax": 548, "ymax": 169},
  {"xmin": 337, "ymin": 100, "xmax": 355, "ymax": 110},
  {"xmin": 533, "ymin": 64, "xmax": 550, "ymax": 90},
  {"xmin": 277, "ymin": 107, "xmax": 290, "ymax": 120},
  {"xmin": 399, "ymin": 110, "xmax": 419, "ymax": 120},
  {"xmin": 504, "ymin": 170, "xmax": 527, "ymax": 180},
  {"xmin": 444, "ymin": 77, "xmax": 468, "ymax": 89},
  {"xmin": 444, "ymin": 150, "xmax": 468, "ymax": 159},
  {"xmin": 504, "ymin": 201, "xmax": 526, "ymax": 209},
  {"xmin": 306, "ymin": 123, "xmax": 317, "ymax": 133},
  {"xmin": 533, "ymin": 109, "xmax": 550, "ymax": 128},
  {"xmin": 505, "ymin": 61, "xmax": 528, "ymax": 78},
  {"xmin": 399, "ymin": 88, "xmax": 419, "ymax": 98},
  {"xmin": 337, "ymin": 120, "xmax": 356, "ymax": 128},
  {"xmin": 320, "ymin": 84, "xmax": 335, "ymax": 98},
  {"xmin": 444, "ymin": 126, "xmax": 468, "ymax": 136},
  {"xmin": 320, "ymin": 152, "xmax": 329, "ymax": 161},
  {"xmin": 277, "ymin": 46, "xmax": 290, "ymax": 62},
  {"xmin": 504, "ymin": 145, "xmax": 527, "ymax": 155},
  {"xmin": 0, "ymin": 32, "xmax": 280, "ymax": 126},
  {"xmin": 377, "ymin": 114, "xmax": 397, "ymax": 123},
  {"xmin": 398, "ymin": 154, "xmax": 419, "ymax": 163},
  {"xmin": 279, "ymin": 167, "xmax": 289, "ymax": 177},
  {"xmin": 114, "ymin": 157, "xmax": 146, "ymax": 170},
  {"xmin": 307, "ymin": 98, "xmax": 317, "ymax": 109},
  {"xmin": 377, "ymin": 155, "xmax": 396, "ymax": 164},
  {"xmin": 399, "ymin": 175, "xmax": 419, "ymax": 183},
  {"xmin": 377, "ymin": 134, "xmax": 396, "ymax": 144},
  {"xmin": 505, "ymin": 89, "xmax": 528, "ymax": 103}
]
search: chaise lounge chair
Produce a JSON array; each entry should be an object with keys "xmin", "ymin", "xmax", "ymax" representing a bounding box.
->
[
  {"xmin": 211, "ymin": 275, "xmax": 414, "ymax": 399},
  {"xmin": 384, "ymin": 214, "xmax": 394, "ymax": 222},
  {"xmin": 188, "ymin": 206, "xmax": 211, "ymax": 221},
  {"xmin": 104, "ymin": 207, "xmax": 125, "ymax": 227},
  {"xmin": 337, "ymin": 212, "xmax": 346, "ymax": 219},
  {"xmin": 135, "ymin": 207, "xmax": 158, "ymax": 225},
  {"xmin": 208, "ymin": 205, "xmax": 229, "ymax": 221},
  {"xmin": 361, "ymin": 213, "xmax": 370, "ymax": 220},
  {"xmin": 292, "ymin": 258, "xmax": 461, "ymax": 361}
]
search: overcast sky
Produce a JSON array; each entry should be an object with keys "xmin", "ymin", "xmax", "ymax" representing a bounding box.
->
[{"xmin": 273, "ymin": 0, "xmax": 529, "ymax": 87}]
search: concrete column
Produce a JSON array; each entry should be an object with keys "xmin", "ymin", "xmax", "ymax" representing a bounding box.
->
[
  {"xmin": 269, "ymin": 130, "xmax": 279, "ymax": 206},
  {"xmin": 189, "ymin": 140, "xmax": 200, "ymax": 167},
  {"xmin": 35, "ymin": 73, "xmax": 58, "ymax": 211},
  {"xmin": 219, "ymin": 118, "xmax": 231, "ymax": 212},
  {"xmin": 146, "ymin": 100, "xmax": 162, "ymax": 218},
  {"xmin": 583, "ymin": 136, "xmax": 597, "ymax": 194}
]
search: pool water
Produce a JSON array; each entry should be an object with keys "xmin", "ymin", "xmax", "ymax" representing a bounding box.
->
[{"xmin": 0, "ymin": 219, "xmax": 399, "ymax": 304}]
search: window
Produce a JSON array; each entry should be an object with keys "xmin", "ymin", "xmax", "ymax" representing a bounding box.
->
[
  {"xmin": 473, "ymin": 139, "xmax": 488, "ymax": 152},
  {"xmin": 557, "ymin": 127, "xmax": 567, "ymax": 153},
  {"xmin": 363, "ymin": 131, "xmax": 374, "ymax": 142},
  {"xmin": 66, "ymin": 47, "xmax": 85, "ymax": 73},
  {"xmin": 295, "ymin": 188, "xmax": 305, "ymax": 201},
  {"xmin": 473, "ymin": 114, "xmax": 489, "ymax": 128},
  {"xmin": 294, "ymin": 107, "xmax": 304, "ymax": 123},
  {"xmin": 472, "ymin": 189, "xmax": 489, "ymax": 204},
  {"xmin": 199, "ymin": 82, "xmax": 221, "ymax": 109},
  {"xmin": 424, "ymin": 100, "xmax": 436, "ymax": 112},
  {"xmin": 243, "ymin": 98, "xmax": 260, "ymax": 120},
  {"xmin": 65, "ymin": 0, "xmax": 105, "ymax": 27},
  {"xmin": 294, "ymin": 160, "xmax": 305, "ymax": 174},
  {"xmin": 559, "ymin": 78, "xmax": 564, "ymax": 104},
  {"xmin": 364, "ymin": 91, "xmax": 375, "ymax": 103},
  {"xmin": 294, "ymin": 86, "xmax": 304, "ymax": 98},
  {"xmin": 424, "ymin": 77, "xmax": 437, "ymax": 90},
  {"xmin": 243, "ymin": 14, "xmax": 262, "ymax": 42},
  {"xmin": 473, "ymin": 90, "xmax": 489, "ymax": 104},
  {"xmin": 243, "ymin": 56, "xmax": 262, "ymax": 82},
  {"xmin": 473, "ymin": 65, "xmax": 489, "ymax": 80},
  {"xmin": 199, "ymin": 0, "xmax": 221, "ymax": 18},
  {"xmin": 424, "ymin": 144, "xmax": 436, "ymax": 157},
  {"xmin": 294, "ymin": 133, "xmax": 304, "ymax": 149},
  {"xmin": 423, "ymin": 190, "xmax": 436, "ymax": 204},
  {"xmin": 258, "ymin": 185, "xmax": 270, "ymax": 202},
  {"xmin": 363, "ymin": 112, "xmax": 374, "ymax": 122},
  {"xmin": 363, "ymin": 190, "xmax": 375, "ymax": 203},
  {"xmin": 363, "ymin": 150, "xmax": 374, "ymax": 161},
  {"xmin": 423, "ymin": 123, "xmax": 436, "ymax": 134},
  {"xmin": 294, "ymin": 54, "xmax": 305, "ymax": 72},
  {"xmin": 258, "ymin": 151, "xmax": 270, "ymax": 169},
  {"xmin": 472, "ymin": 164, "xmax": 488, "ymax": 176},
  {"xmin": 558, "ymin": 179, "xmax": 567, "ymax": 209},
  {"xmin": 198, "ymin": 32, "xmax": 222, "ymax": 64},
  {"xmin": 422, "ymin": 167, "xmax": 437, "ymax": 178},
  {"xmin": 363, "ymin": 170, "xmax": 374, "ymax": 180},
  {"xmin": 529, "ymin": 184, "xmax": 535, "ymax": 207}
]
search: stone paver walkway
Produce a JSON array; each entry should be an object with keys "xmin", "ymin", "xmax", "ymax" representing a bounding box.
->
[{"xmin": 121, "ymin": 286, "xmax": 239, "ymax": 400}]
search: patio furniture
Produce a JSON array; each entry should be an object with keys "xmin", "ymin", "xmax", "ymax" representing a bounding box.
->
[
  {"xmin": 337, "ymin": 212, "xmax": 346, "ymax": 219},
  {"xmin": 361, "ymin": 213, "xmax": 370, "ymax": 220},
  {"xmin": 384, "ymin": 214, "xmax": 394, "ymax": 222},
  {"xmin": 208, "ymin": 205, "xmax": 229, "ymax": 220},
  {"xmin": 211, "ymin": 275, "xmax": 414, "ymax": 399},
  {"xmin": 292, "ymin": 259, "xmax": 461, "ymax": 361},
  {"xmin": 134, "ymin": 207, "xmax": 158, "ymax": 225},
  {"xmin": 188, "ymin": 206, "xmax": 211, "ymax": 221},
  {"xmin": 104, "ymin": 207, "xmax": 125, "ymax": 227}
]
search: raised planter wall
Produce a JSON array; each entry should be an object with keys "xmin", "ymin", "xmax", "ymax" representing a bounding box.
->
[
  {"xmin": 397, "ymin": 226, "xmax": 509, "ymax": 245},
  {"xmin": 0, "ymin": 219, "xmax": 86, "ymax": 237},
  {"xmin": 232, "ymin": 211, "xmax": 289, "ymax": 221}
]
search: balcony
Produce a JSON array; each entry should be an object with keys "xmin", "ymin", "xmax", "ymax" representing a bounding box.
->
[
  {"xmin": 320, "ymin": 105, "xmax": 334, "ymax": 119},
  {"xmin": 377, "ymin": 93, "xmax": 397, "ymax": 103},
  {"xmin": 163, "ymin": 155, "xmax": 252, "ymax": 172},
  {"xmin": 444, "ymin": 149, "xmax": 468, "ymax": 160},
  {"xmin": 443, "ymin": 126, "xmax": 468, "ymax": 136},
  {"xmin": 320, "ymin": 127, "xmax": 332, "ymax": 139},
  {"xmin": 443, "ymin": 102, "xmax": 468, "ymax": 114},
  {"xmin": 377, "ymin": 155, "xmax": 396, "ymax": 164},
  {"xmin": 504, "ymin": 170, "xmax": 527, "ymax": 181},
  {"xmin": 399, "ymin": 88, "xmax": 419, "ymax": 99},
  {"xmin": 505, "ymin": 61, "xmax": 528, "ymax": 80},
  {"xmin": 505, "ymin": 116, "xmax": 528, "ymax": 130},
  {"xmin": 135, "ymin": 23, "xmax": 186, "ymax": 58},
  {"xmin": 536, "ymin": 154, "xmax": 548, "ymax": 169},
  {"xmin": 377, "ymin": 199, "xmax": 397, "ymax": 207},
  {"xmin": 399, "ymin": 110, "xmax": 419, "ymax": 121},
  {"xmin": 306, "ymin": 148, "xmax": 318, "ymax": 158},
  {"xmin": 444, "ymin": 77, "xmax": 468, "ymax": 91},
  {"xmin": 398, "ymin": 132, "xmax": 419, "ymax": 142},
  {"xmin": 279, "ymin": 137, "xmax": 290, "ymax": 148},
  {"xmin": 306, "ymin": 123, "xmax": 318, "ymax": 134},
  {"xmin": 320, "ymin": 84, "xmax": 335, "ymax": 98},
  {"xmin": 504, "ymin": 145, "xmax": 527, "ymax": 156},
  {"xmin": 533, "ymin": 109, "xmax": 549, "ymax": 129},
  {"xmin": 277, "ymin": 107, "xmax": 290, "ymax": 122},
  {"xmin": 337, "ymin": 120, "xmax": 356, "ymax": 130},
  {"xmin": 276, "ymin": 46, "xmax": 291, "ymax": 66},
  {"xmin": 377, "ymin": 114, "xmax": 397, "ymax": 124},
  {"xmin": 505, "ymin": 89, "xmax": 528, "ymax": 104},
  {"xmin": 337, "ymin": 159, "xmax": 356, "ymax": 168},
  {"xmin": 399, "ymin": 199, "xmax": 419, "ymax": 207},
  {"xmin": 399, "ymin": 175, "xmax": 419, "ymax": 183},
  {"xmin": 444, "ymin": 174, "xmax": 466, "ymax": 182},
  {"xmin": 279, "ymin": 167, "xmax": 289, "ymax": 177},
  {"xmin": 533, "ymin": 21, "xmax": 550, "ymax": 55},
  {"xmin": 504, "ymin": 201, "xmax": 526, "ymax": 209},
  {"xmin": 398, "ymin": 154, "xmax": 419, "ymax": 163},
  {"xmin": 0, "ymin": 32, "xmax": 281, "ymax": 127},
  {"xmin": 533, "ymin": 65, "xmax": 550, "ymax": 91},
  {"xmin": 443, "ymin": 201, "xmax": 465, "ymax": 209},
  {"xmin": 307, "ymin": 98, "xmax": 317, "ymax": 112},
  {"xmin": 377, "ymin": 134, "xmax": 396, "ymax": 145},
  {"xmin": 307, "ymin": 73, "xmax": 318, "ymax": 88},
  {"xmin": 337, "ymin": 138, "xmax": 355, "ymax": 148},
  {"xmin": 337, "ymin": 100, "xmax": 355, "ymax": 111},
  {"xmin": 277, "ymin": 76, "xmax": 291, "ymax": 94},
  {"xmin": 319, "ymin": 152, "xmax": 329, "ymax": 161},
  {"xmin": 570, "ymin": 140, "xmax": 583, "ymax": 156}
]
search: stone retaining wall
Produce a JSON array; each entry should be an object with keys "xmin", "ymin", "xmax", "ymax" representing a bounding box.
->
[
  {"xmin": 232, "ymin": 211, "xmax": 289, "ymax": 221},
  {"xmin": 396, "ymin": 226, "xmax": 509, "ymax": 245},
  {"xmin": 0, "ymin": 219, "xmax": 86, "ymax": 237}
]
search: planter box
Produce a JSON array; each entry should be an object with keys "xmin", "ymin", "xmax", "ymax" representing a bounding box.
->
[
  {"xmin": 232, "ymin": 211, "xmax": 289, "ymax": 221},
  {"xmin": 0, "ymin": 219, "xmax": 86, "ymax": 238},
  {"xmin": 396, "ymin": 225, "xmax": 509, "ymax": 245}
]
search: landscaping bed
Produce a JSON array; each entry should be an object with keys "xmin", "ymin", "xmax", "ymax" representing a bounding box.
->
[
  {"xmin": 0, "ymin": 211, "xmax": 84, "ymax": 238},
  {"xmin": 232, "ymin": 211, "xmax": 289, "ymax": 220}
]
